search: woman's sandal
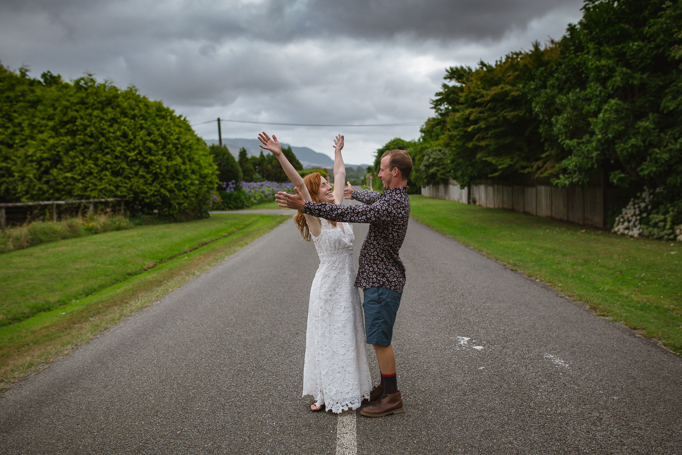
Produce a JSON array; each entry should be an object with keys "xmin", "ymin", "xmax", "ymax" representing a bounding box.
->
[{"xmin": 309, "ymin": 401, "xmax": 325, "ymax": 412}]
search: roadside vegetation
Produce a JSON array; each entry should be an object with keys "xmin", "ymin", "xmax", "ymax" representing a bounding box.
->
[
  {"xmin": 0, "ymin": 214, "xmax": 131, "ymax": 253},
  {"xmin": 240, "ymin": 200, "xmax": 286, "ymax": 210},
  {"xmin": 212, "ymin": 180, "xmax": 296, "ymax": 211},
  {"xmin": 0, "ymin": 213, "xmax": 288, "ymax": 387},
  {"xmin": 409, "ymin": 196, "xmax": 682, "ymax": 355},
  {"xmin": 373, "ymin": 0, "xmax": 682, "ymax": 237},
  {"xmin": 0, "ymin": 66, "xmax": 216, "ymax": 219}
]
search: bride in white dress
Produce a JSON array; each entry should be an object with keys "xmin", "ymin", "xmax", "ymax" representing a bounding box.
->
[{"xmin": 258, "ymin": 132, "xmax": 372, "ymax": 413}]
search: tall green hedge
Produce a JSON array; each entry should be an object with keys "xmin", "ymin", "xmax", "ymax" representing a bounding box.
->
[{"xmin": 0, "ymin": 66, "xmax": 216, "ymax": 218}]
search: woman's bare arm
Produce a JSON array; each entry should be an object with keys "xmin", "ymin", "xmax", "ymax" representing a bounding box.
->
[
  {"xmin": 332, "ymin": 134, "xmax": 346, "ymax": 205},
  {"xmin": 258, "ymin": 132, "xmax": 310, "ymax": 199},
  {"xmin": 258, "ymin": 132, "xmax": 321, "ymax": 236}
]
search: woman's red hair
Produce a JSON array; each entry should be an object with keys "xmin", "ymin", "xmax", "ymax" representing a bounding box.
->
[{"xmin": 294, "ymin": 172, "xmax": 337, "ymax": 241}]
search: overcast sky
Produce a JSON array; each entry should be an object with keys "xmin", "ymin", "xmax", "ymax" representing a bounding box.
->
[{"xmin": 1, "ymin": 0, "xmax": 584, "ymax": 165}]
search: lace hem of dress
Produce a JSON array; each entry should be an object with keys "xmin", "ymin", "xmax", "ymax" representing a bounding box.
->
[{"xmin": 309, "ymin": 393, "xmax": 371, "ymax": 414}]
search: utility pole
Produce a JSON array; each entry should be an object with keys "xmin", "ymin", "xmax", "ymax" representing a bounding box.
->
[{"xmin": 217, "ymin": 117, "xmax": 222, "ymax": 146}]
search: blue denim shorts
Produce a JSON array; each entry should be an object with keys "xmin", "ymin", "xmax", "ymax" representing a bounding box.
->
[{"xmin": 363, "ymin": 287, "xmax": 402, "ymax": 346}]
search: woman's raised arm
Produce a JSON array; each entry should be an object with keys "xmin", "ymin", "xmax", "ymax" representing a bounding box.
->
[
  {"xmin": 257, "ymin": 132, "xmax": 312, "ymax": 201},
  {"xmin": 332, "ymin": 134, "xmax": 346, "ymax": 205}
]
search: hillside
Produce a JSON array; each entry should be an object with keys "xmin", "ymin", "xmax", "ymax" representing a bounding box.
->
[{"xmin": 204, "ymin": 138, "xmax": 336, "ymax": 168}]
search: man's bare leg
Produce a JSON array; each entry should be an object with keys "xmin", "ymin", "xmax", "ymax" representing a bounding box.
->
[
  {"xmin": 361, "ymin": 344, "xmax": 404, "ymax": 416},
  {"xmin": 373, "ymin": 344, "xmax": 396, "ymax": 374}
]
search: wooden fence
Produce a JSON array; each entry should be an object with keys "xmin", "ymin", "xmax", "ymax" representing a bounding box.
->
[
  {"xmin": 422, "ymin": 179, "xmax": 606, "ymax": 228},
  {"xmin": 0, "ymin": 198, "xmax": 124, "ymax": 231}
]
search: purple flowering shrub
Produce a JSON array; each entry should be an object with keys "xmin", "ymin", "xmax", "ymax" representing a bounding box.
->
[
  {"xmin": 240, "ymin": 181, "xmax": 295, "ymax": 204},
  {"xmin": 212, "ymin": 181, "xmax": 295, "ymax": 210}
]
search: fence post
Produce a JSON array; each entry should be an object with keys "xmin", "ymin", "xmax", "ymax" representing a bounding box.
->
[
  {"xmin": 120, "ymin": 200, "xmax": 124, "ymax": 216},
  {"xmin": 52, "ymin": 203, "xmax": 57, "ymax": 222},
  {"xmin": 89, "ymin": 203, "xmax": 94, "ymax": 216},
  {"xmin": 0, "ymin": 207, "xmax": 5, "ymax": 231}
]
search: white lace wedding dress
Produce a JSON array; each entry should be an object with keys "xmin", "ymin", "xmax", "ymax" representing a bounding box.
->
[{"xmin": 303, "ymin": 219, "xmax": 372, "ymax": 413}]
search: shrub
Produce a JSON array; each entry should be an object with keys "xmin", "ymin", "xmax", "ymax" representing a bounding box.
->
[
  {"xmin": 211, "ymin": 180, "xmax": 296, "ymax": 210},
  {"xmin": 420, "ymin": 148, "xmax": 453, "ymax": 185},
  {"xmin": 612, "ymin": 188, "xmax": 682, "ymax": 241},
  {"xmin": 215, "ymin": 184, "xmax": 253, "ymax": 211},
  {"xmin": 0, "ymin": 65, "xmax": 216, "ymax": 219},
  {"xmin": 0, "ymin": 215, "xmax": 131, "ymax": 253},
  {"xmin": 82, "ymin": 214, "xmax": 131, "ymax": 234},
  {"xmin": 241, "ymin": 181, "xmax": 295, "ymax": 204}
]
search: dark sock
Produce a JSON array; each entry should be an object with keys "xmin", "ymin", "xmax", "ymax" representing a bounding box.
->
[
  {"xmin": 380, "ymin": 372, "xmax": 385, "ymax": 388},
  {"xmin": 382, "ymin": 372, "xmax": 398, "ymax": 394}
]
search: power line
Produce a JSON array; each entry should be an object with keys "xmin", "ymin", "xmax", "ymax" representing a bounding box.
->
[
  {"xmin": 190, "ymin": 118, "xmax": 422, "ymax": 127},
  {"xmin": 190, "ymin": 119, "xmax": 218, "ymax": 126}
]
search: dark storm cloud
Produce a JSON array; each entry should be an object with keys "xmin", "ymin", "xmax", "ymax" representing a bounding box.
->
[
  {"xmin": 0, "ymin": 0, "xmax": 585, "ymax": 163},
  {"xmin": 265, "ymin": 0, "xmax": 582, "ymax": 42},
  {"xmin": 1, "ymin": 0, "xmax": 583, "ymax": 45}
]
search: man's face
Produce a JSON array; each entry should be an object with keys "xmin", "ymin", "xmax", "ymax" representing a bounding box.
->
[{"xmin": 378, "ymin": 156, "xmax": 394, "ymax": 189}]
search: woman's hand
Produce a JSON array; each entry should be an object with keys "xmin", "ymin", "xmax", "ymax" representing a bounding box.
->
[
  {"xmin": 334, "ymin": 134, "xmax": 344, "ymax": 152},
  {"xmin": 258, "ymin": 132, "xmax": 282, "ymax": 157}
]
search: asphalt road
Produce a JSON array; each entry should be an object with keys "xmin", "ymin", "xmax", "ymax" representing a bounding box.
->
[{"xmin": 1, "ymin": 215, "xmax": 681, "ymax": 454}]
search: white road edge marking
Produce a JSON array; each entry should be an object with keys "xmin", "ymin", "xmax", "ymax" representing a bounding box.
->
[
  {"xmin": 544, "ymin": 353, "xmax": 570, "ymax": 368},
  {"xmin": 336, "ymin": 410, "xmax": 357, "ymax": 455}
]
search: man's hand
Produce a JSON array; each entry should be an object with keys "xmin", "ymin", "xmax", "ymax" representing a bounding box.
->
[
  {"xmin": 275, "ymin": 187, "xmax": 306, "ymax": 210},
  {"xmin": 343, "ymin": 181, "xmax": 355, "ymax": 200},
  {"xmin": 258, "ymin": 132, "xmax": 282, "ymax": 157}
]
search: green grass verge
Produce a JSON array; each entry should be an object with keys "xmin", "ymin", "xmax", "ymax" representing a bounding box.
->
[
  {"xmin": 242, "ymin": 201, "xmax": 287, "ymax": 210},
  {"xmin": 1, "ymin": 214, "xmax": 276, "ymax": 325},
  {"xmin": 0, "ymin": 213, "xmax": 288, "ymax": 386},
  {"xmin": 409, "ymin": 196, "xmax": 682, "ymax": 354}
]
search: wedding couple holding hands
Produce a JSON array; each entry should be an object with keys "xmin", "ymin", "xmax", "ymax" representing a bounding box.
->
[{"xmin": 257, "ymin": 131, "xmax": 412, "ymax": 417}]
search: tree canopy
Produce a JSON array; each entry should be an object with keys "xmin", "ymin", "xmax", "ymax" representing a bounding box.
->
[
  {"xmin": 209, "ymin": 144, "xmax": 242, "ymax": 185},
  {"xmin": 383, "ymin": 0, "xmax": 682, "ymax": 198},
  {"xmin": 532, "ymin": 0, "xmax": 682, "ymax": 191}
]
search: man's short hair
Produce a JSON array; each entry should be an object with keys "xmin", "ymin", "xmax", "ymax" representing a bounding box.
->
[{"xmin": 381, "ymin": 149, "xmax": 413, "ymax": 181}]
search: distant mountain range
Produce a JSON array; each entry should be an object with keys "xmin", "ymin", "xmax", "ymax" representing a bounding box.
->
[{"xmin": 203, "ymin": 138, "xmax": 369, "ymax": 169}]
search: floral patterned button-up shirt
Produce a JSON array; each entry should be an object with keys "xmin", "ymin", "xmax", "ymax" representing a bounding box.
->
[{"xmin": 303, "ymin": 186, "xmax": 410, "ymax": 293}]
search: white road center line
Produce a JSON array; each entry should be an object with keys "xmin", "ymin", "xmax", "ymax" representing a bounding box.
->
[{"xmin": 336, "ymin": 410, "xmax": 357, "ymax": 455}]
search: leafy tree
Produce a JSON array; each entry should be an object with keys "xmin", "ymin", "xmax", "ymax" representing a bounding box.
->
[
  {"xmin": 420, "ymin": 147, "xmax": 454, "ymax": 185},
  {"xmin": 372, "ymin": 137, "xmax": 422, "ymax": 192},
  {"xmin": 238, "ymin": 147, "xmax": 256, "ymax": 182},
  {"xmin": 373, "ymin": 138, "xmax": 412, "ymax": 171},
  {"xmin": 249, "ymin": 145, "xmax": 303, "ymax": 182},
  {"xmin": 265, "ymin": 145, "xmax": 302, "ymax": 182},
  {"xmin": 209, "ymin": 144, "xmax": 242, "ymax": 186},
  {"xmin": 532, "ymin": 0, "xmax": 682, "ymax": 191},
  {"xmin": 0, "ymin": 66, "xmax": 216, "ymax": 218},
  {"xmin": 248, "ymin": 155, "xmax": 263, "ymax": 181},
  {"xmin": 282, "ymin": 145, "xmax": 303, "ymax": 171},
  {"xmin": 426, "ymin": 43, "xmax": 558, "ymax": 186}
]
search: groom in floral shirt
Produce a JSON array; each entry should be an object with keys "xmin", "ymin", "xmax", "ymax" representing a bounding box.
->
[{"xmin": 276, "ymin": 149, "xmax": 412, "ymax": 418}]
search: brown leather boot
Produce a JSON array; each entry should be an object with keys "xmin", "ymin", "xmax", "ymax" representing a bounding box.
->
[
  {"xmin": 362, "ymin": 384, "xmax": 385, "ymax": 405},
  {"xmin": 360, "ymin": 391, "xmax": 404, "ymax": 417},
  {"xmin": 369, "ymin": 384, "xmax": 385, "ymax": 402}
]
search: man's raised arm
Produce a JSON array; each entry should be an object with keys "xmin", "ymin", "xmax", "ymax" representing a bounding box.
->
[
  {"xmin": 350, "ymin": 189, "xmax": 382, "ymax": 205},
  {"xmin": 275, "ymin": 189, "xmax": 404, "ymax": 224},
  {"xmin": 306, "ymin": 197, "xmax": 405, "ymax": 224}
]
